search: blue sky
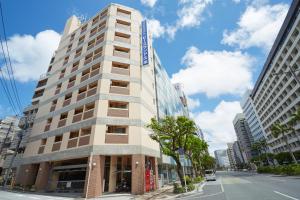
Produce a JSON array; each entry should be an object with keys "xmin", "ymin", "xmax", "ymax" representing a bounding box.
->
[{"xmin": 0, "ymin": 0, "xmax": 292, "ymax": 154}]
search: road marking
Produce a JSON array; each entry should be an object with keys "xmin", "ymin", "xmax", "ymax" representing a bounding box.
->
[
  {"xmin": 274, "ymin": 191, "xmax": 299, "ymax": 200},
  {"xmin": 220, "ymin": 177, "xmax": 224, "ymax": 192},
  {"xmin": 29, "ymin": 197, "xmax": 40, "ymax": 200}
]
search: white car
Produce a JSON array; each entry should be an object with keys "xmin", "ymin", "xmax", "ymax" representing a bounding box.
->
[{"xmin": 205, "ymin": 170, "xmax": 216, "ymax": 181}]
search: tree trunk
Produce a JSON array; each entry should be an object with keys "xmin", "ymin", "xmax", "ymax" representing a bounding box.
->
[
  {"xmin": 187, "ymin": 154, "xmax": 197, "ymax": 178},
  {"xmin": 284, "ymin": 137, "xmax": 298, "ymax": 164},
  {"xmin": 174, "ymin": 158, "xmax": 185, "ymax": 187}
]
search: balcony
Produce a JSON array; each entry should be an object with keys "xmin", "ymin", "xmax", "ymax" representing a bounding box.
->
[
  {"xmin": 67, "ymin": 138, "xmax": 78, "ymax": 148},
  {"xmin": 113, "ymin": 50, "xmax": 130, "ymax": 59},
  {"xmin": 95, "ymin": 36, "xmax": 104, "ymax": 45},
  {"xmin": 38, "ymin": 146, "xmax": 45, "ymax": 154},
  {"xmin": 52, "ymin": 142, "xmax": 61, "ymax": 151},
  {"xmin": 77, "ymin": 92, "xmax": 86, "ymax": 101},
  {"xmin": 81, "ymin": 73, "xmax": 89, "ymax": 82},
  {"xmin": 57, "ymin": 119, "xmax": 67, "ymax": 127},
  {"xmin": 105, "ymin": 133, "xmax": 128, "ymax": 144},
  {"xmin": 63, "ymin": 98, "xmax": 71, "ymax": 107},
  {"xmin": 44, "ymin": 124, "xmax": 51, "ymax": 132},
  {"xmin": 50, "ymin": 105, "xmax": 56, "ymax": 112},
  {"xmin": 87, "ymin": 87, "xmax": 97, "ymax": 97},
  {"xmin": 83, "ymin": 109, "xmax": 94, "ymax": 120},
  {"xmin": 59, "ymin": 73, "xmax": 65, "ymax": 79},
  {"xmin": 84, "ymin": 57, "xmax": 93, "ymax": 65},
  {"xmin": 72, "ymin": 113, "xmax": 83, "ymax": 123},
  {"xmin": 115, "ymin": 35, "xmax": 130, "ymax": 44},
  {"xmin": 115, "ymin": 23, "xmax": 130, "ymax": 31},
  {"xmin": 71, "ymin": 66, "xmax": 78, "ymax": 73},
  {"xmin": 111, "ymin": 66, "xmax": 129, "ymax": 75},
  {"xmin": 117, "ymin": 10, "xmax": 131, "ymax": 19},
  {"xmin": 67, "ymin": 81, "xmax": 75, "ymax": 89},
  {"xmin": 55, "ymin": 88, "xmax": 60, "ymax": 95},
  {"xmin": 107, "ymin": 108, "xmax": 129, "ymax": 117},
  {"xmin": 90, "ymin": 68, "xmax": 100, "ymax": 77},
  {"xmin": 78, "ymin": 135, "xmax": 90, "ymax": 146},
  {"xmin": 87, "ymin": 44, "xmax": 95, "ymax": 51},
  {"xmin": 109, "ymin": 86, "xmax": 129, "ymax": 95}
]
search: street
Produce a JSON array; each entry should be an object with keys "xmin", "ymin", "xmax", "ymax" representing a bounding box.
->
[{"xmin": 181, "ymin": 171, "xmax": 300, "ymax": 200}]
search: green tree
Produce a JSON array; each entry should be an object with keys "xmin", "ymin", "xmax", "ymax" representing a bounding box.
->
[
  {"xmin": 270, "ymin": 123, "xmax": 298, "ymax": 164},
  {"xmin": 185, "ymin": 136, "xmax": 208, "ymax": 177},
  {"xmin": 200, "ymin": 154, "xmax": 215, "ymax": 170},
  {"xmin": 147, "ymin": 116, "xmax": 197, "ymax": 187},
  {"xmin": 288, "ymin": 107, "xmax": 300, "ymax": 143}
]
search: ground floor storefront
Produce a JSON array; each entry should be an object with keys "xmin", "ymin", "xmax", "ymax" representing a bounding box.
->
[{"xmin": 14, "ymin": 154, "xmax": 158, "ymax": 198}]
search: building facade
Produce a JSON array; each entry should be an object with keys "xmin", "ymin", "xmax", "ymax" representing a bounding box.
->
[
  {"xmin": 233, "ymin": 113, "xmax": 254, "ymax": 163},
  {"xmin": 14, "ymin": 4, "xmax": 189, "ymax": 198},
  {"xmin": 214, "ymin": 149, "xmax": 230, "ymax": 168},
  {"xmin": 251, "ymin": 0, "xmax": 300, "ymax": 154},
  {"xmin": 227, "ymin": 143, "xmax": 236, "ymax": 169},
  {"xmin": 240, "ymin": 90, "xmax": 267, "ymax": 143},
  {"xmin": 0, "ymin": 116, "xmax": 21, "ymax": 174}
]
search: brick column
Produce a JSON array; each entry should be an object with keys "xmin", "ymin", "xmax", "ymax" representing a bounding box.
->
[
  {"xmin": 131, "ymin": 154, "xmax": 145, "ymax": 194},
  {"xmin": 35, "ymin": 162, "xmax": 51, "ymax": 191},
  {"xmin": 84, "ymin": 155, "xmax": 103, "ymax": 198},
  {"xmin": 16, "ymin": 164, "xmax": 38, "ymax": 187}
]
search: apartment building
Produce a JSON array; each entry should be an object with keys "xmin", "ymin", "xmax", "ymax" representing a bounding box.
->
[
  {"xmin": 251, "ymin": 0, "xmax": 300, "ymax": 154},
  {"xmin": 227, "ymin": 143, "xmax": 237, "ymax": 169},
  {"xmin": 0, "ymin": 116, "xmax": 20, "ymax": 174},
  {"xmin": 241, "ymin": 90, "xmax": 267, "ymax": 143},
  {"xmin": 233, "ymin": 113, "xmax": 254, "ymax": 163},
  {"xmin": 14, "ymin": 4, "xmax": 188, "ymax": 198}
]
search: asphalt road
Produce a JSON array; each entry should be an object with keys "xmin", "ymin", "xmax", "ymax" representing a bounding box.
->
[{"xmin": 180, "ymin": 171, "xmax": 300, "ymax": 200}]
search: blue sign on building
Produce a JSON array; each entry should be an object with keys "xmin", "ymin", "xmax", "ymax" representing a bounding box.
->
[{"xmin": 141, "ymin": 20, "xmax": 149, "ymax": 66}]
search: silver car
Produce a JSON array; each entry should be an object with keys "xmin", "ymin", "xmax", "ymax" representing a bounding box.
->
[{"xmin": 205, "ymin": 170, "xmax": 216, "ymax": 181}]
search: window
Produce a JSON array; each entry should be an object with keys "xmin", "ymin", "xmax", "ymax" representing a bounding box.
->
[
  {"xmin": 81, "ymin": 24, "xmax": 88, "ymax": 34},
  {"xmin": 50, "ymin": 99, "xmax": 57, "ymax": 112},
  {"xmin": 67, "ymin": 44, "xmax": 72, "ymax": 53},
  {"xmin": 38, "ymin": 138, "xmax": 47, "ymax": 154},
  {"xmin": 107, "ymin": 125, "xmax": 127, "ymax": 134},
  {"xmin": 113, "ymin": 46, "xmax": 130, "ymax": 59},
  {"xmin": 117, "ymin": 8, "xmax": 131, "ymax": 19},
  {"xmin": 44, "ymin": 118, "xmax": 52, "ymax": 132},
  {"xmin": 55, "ymin": 83, "xmax": 62, "ymax": 95},
  {"xmin": 75, "ymin": 47, "xmax": 82, "ymax": 58},
  {"xmin": 115, "ymin": 19, "xmax": 130, "ymax": 31},
  {"xmin": 63, "ymin": 56, "xmax": 69, "ymax": 65},
  {"xmin": 67, "ymin": 76, "xmax": 76, "ymax": 88},
  {"xmin": 111, "ymin": 62, "xmax": 130, "ymax": 75},
  {"xmin": 78, "ymin": 35, "xmax": 85, "ymax": 46},
  {"xmin": 58, "ymin": 112, "xmax": 68, "ymax": 127},
  {"xmin": 59, "ymin": 69, "xmax": 66, "ymax": 79},
  {"xmin": 114, "ymin": 32, "xmax": 130, "ymax": 43},
  {"xmin": 52, "ymin": 135, "xmax": 62, "ymax": 151},
  {"xmin": 63, "ymin": 93, "xmax": 72, "ymax": 107},
  {"xmin": 70, "ymin": 33, "xmax": 75, "ymax": 41},
  {"xmin": 71, "ymin": 61, "xmax": 80, "ymax": 72}
]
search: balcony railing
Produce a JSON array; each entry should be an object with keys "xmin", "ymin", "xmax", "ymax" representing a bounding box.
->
[
  {"xmin": 96, "ymin": 37, "xmax": 104, "ymax": 45},
  {"xmin": 44, "ymin": 124, "xmax": 51, "ymax": 132},
  {"xmin": 63, "ymin": 99, "xmax": 71, "ymax": 107},
  {"xmin": 81, "ymin": 74, "xmax": 89, "ymax": 82},
  {"xmin": 52, "ymin": 142, "xmax": 61, "ymax": 151},
  {"xmin": 87, "ymin": 44, "xmax": 94, "ymax": 51},
  {"xmin": 116, "ymin": 23, "xmax": 130, "ymax": 31},
  {"xmin": 84, "ymin": 57, "xmax": 93, "ymax": 65},
  {"xmin": 72, "ymin": 113, "xmax": 83, "ymax": 123},
  {"xmin": 83, "ymin": 109, "xmax": 94, "ymax": 120},
  {"xmin": 117, "ymin": 12, "xmax": 131, "ymax": 19},
  {"xmin": 57, "ymin": 119, "xmax": 67, "ymax": 127},
  {"xmin": 38, "ymin": 146, "xmax": 45, "ymax": 154},
  {"xmin": 111, "ymin": 67, "xmax": 130, "ymax": 75},
  {"xmin": 115, "ymin": 36, "xmax": 130, "ymax": 44},
  {"xmin": 109, "ymin": 86, "xmax": 129, "ymax": 95},
  {"xmin": 90, "ymin": 68, "xmax": 100, "ymax": 77},
  {"xmin": 107, "ymin": 108, "xmax": 129, "ymax": 117},
  {"xmin": 71, "ymin": 66, "xmax": 78, "ymax": 73},
  {"xmin": 67, "ymin": 81, "xmax": 75, "ymax": 89},
  {"xmin": 78, "ymin": 135, "xmax": 90, "ymax": 146},
  {"xmin": 87, "ymin": 87, "xmax": 97, "ymax": 97},
  {"xmin": 113, "ymin": 50, "xmax": 130, "ymax": 59},
  {"xmin": 105, "ymin": 133, "xmax": 128, "ymax": 144},
  {"xmin": 77, "ymin": 92, "xmax": 86, "ymax": 101}
]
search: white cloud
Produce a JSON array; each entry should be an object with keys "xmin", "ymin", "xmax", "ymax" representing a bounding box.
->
[
  {"xmin": 0, "ymin": 30, "xmax": 61, "ymax": 82},
  {"xmin": 166, "ymin": 0, "xmax": 213, "ymax": 39},
  {"xmin": 147, "ymin": 18, "xmax": 165, "ymax": 38},
  {"xmin": 141, "ymin": 0, "xmax": 157, "ymax": 7},
  {"xmin": 171, "ymin": 46, "xmax": 253, "ymax": 97},
  {"xmin": 187, "ymin": 96, "xmax": 200, "ymax": 110},
  {"xmin": 222, "ymin": 1, "xmax": 288, "ymax": 51},
  {"xmin": 193, "ymin": 101, "xmax": 242, "ymax": 155},
  {"xmin": 232, "ymin": 0, "xmax": 240, "ymax": 3}
]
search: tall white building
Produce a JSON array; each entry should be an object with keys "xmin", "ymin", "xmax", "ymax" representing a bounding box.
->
[{"xmin": 251, "ymin": 0, "xmax": 300, "ymax": 154}]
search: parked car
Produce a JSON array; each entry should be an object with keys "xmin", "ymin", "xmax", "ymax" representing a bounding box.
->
[{"xmin": 205, "ymin": 170, "xmax": 216, "ymax": 181}]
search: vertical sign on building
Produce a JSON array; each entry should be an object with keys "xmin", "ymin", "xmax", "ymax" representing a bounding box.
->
[{"xmin": 141, "ymin": 20, "xmax": 149, "ymax": 66}]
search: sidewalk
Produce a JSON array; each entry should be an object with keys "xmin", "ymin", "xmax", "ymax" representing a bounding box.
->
[{"xmin": 134, "ymin": 185, "xmax": 173, "ymax": 200}]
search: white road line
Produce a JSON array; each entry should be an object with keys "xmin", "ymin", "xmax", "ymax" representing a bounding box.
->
[
  {"xmin": 220, "ymin": 177, "xmax": 224, "ymax": 192},
  {"xmin": 29, "ymin": 197, "xmax": 41, "ymax": 200},
  {"xmin": 274, "ymin": 191, "xmax": 299, "ymax": 200}
]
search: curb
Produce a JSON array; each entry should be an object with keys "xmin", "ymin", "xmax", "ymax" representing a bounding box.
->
[{"xmin": 173, "ymin": 181, "xmax": 205, "ymax": 199}]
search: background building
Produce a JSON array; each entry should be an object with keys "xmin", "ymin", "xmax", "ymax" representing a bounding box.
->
[
  {"xmin": 11, "ymin": 3, "xmax": 189, "ymax": 198},
  {"xmin": 233, "ymin": 113, "xmax": 254, "ymax": 163},
  {"xmin": 240, "ymin": 90, "xmax": 267, "ymax": 144},
  {"xmin": 214, "ymin": 149, "xmax": 230, "ymax": 168},
  {"xmin": 250, "ymin": 0, "xmax": 300, "ymax": 154},
  {"xmin": 227, "ymin": 143, "xmax": 236, "ymax": 169}
]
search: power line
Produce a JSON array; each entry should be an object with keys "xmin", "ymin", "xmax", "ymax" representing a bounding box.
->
[
  {"xmin": 0, "ymin": 1, "xmax": 22, "ymax": 112},
  {"xmin": 0, "ymin": 69, "xmax": 18, "ymax": 115}
]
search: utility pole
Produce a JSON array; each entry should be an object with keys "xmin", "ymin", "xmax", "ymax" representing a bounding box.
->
[{"xmin": 0, "ymin": 122, "xmax": 13, "ymax": 155}]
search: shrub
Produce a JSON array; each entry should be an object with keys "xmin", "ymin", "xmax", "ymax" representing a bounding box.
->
[
  {"xmin": 257, "ymin": 164, "xmax": 300, "ymax": 176},
  {"xmin": 184, "ymin": 176, "xmax": 192, "ymax": 185},
  {"xmin": 173, "ymin": 183, "xmax": 185, "ymax": 194},
  {"xmin": 193, "ymin": 176, "xmax": 204, "ymax": 183},
  {"xmin": 187, "ymin": 183, "xmax": 195, "ymax": 191}
]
